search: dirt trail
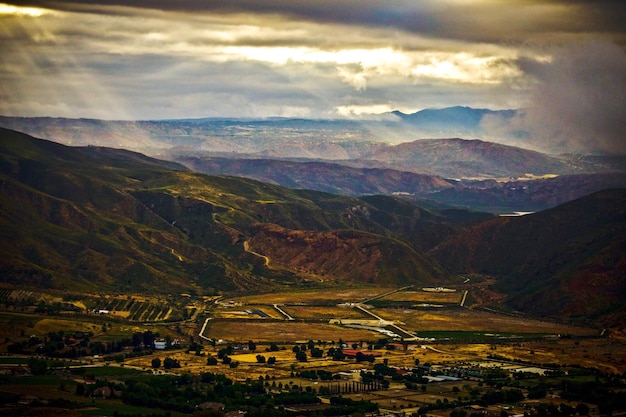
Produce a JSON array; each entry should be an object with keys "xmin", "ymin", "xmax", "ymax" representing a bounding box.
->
[{"xmin": 243, "ymin": 241, "xmax": 270, "ymax": 266}]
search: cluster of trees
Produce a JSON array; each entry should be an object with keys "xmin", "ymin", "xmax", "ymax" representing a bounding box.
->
[
  {"xmin": 8, "ymin": 330, "xmax": 93, "ymax": 357},
  {"xmin": 151, "ymin": 357, "xmax": 181, "ymax": 369},
  {"xmin": 254, "ymin": 354, "xmax": 276, "ymax": 364},
  {"xmin": 9, "ymin": 330, "xmax": 167, "ymax": 359},
  {"xmin": 559, "ymin": 379, "xmax": 626, "ymax": 414},
  {"xmin": 117, "ymin": 372, "xmax": 377, "ymax": 417},
  {"xmin": 298, "ymin": 369, "xmax": 336, "ymax": 381},
  {"xmin": 450, "ymin": 403, "xmax": 590, "ymax": 417}
]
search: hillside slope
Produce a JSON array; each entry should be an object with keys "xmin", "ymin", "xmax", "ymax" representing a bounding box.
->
[
  {"xmin": 175, "ymin": 156, "xmax": 456, "ymax": 196},
  {"xmin": 428, "ymin": 189, "xmax": 626, "ymax": 324},
  {"xmin": 0, "ymin": 128, "xmax": 460, "ymax": 293}
]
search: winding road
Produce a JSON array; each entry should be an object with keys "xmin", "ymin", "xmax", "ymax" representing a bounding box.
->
[{"xmin": 243, "ymin": 241, "xmax": 270, "ymax": 266}]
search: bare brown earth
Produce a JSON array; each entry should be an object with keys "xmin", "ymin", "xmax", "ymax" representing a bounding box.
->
[
  {"xmin": 247, "ymin": 224, "xmax": 450, "ymax": 286},
  {"xmin": 202, "ymin": 321, "xmax": 377, "ymax": 343}
]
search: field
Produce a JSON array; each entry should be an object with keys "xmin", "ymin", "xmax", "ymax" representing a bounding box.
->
[
  {"xmin": 280, "ymin": 305, "xmax": 368, "ymax": 320},
  {"xmin": 225, "ymin": 287, "xmax": 396, "ymax": 304},
  {"xmin": 0, "ymin": 312, "xmax": 103, "ymax": 338},
  {"xmin": 204, "ymin": 288, "xmax": 598, "ymax": 345},
  {"xmin": 376, "ymin": 290, "xmax": 462, "ymax": 304},
  {"xmin": 375, "ymin": 308, "xmax": 597, "ymax": 336},
  {"xmin": 202, "ymin": 320, "xmax": 378, "ymax": 343},
  {"xmin": 211, "ymin": 304, "xmax": 284, "ymax": 319},
  {"xmin": 2, "ymin": 285, "xmax": 623, "ymax": 377},
  {"xmin": 0, "ymin": 286, "xmax": 624, "ymax": 417}
]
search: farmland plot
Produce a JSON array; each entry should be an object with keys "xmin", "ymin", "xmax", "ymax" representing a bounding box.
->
[
  {"xmin": 227, "ymin": 287, "xmax": 396, "ymax": 305},
  {"xmin": 212, "ymin": 305, "xmax": 283, "ymax": 319},
  {"xmin": 280, "ymin": 305, "xmax": 368, "ymax": 320},
  {"xmin": 375, "ymin": 308, "xmax": 597, "ymax": 336},
  {"xmin": 376, "ymin": 290, "xmax": 462, "ymax": 304},
  {"xmin": 202, "ymin": 320, "xmax": 381, "ymax": 342}
]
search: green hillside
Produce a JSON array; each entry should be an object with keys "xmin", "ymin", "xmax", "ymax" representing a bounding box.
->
[{"xmin": 0, "ymin": 128, "xmax": 461, "ymax": 294}]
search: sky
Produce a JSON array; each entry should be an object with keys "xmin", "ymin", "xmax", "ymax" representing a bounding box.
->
[{"xmin": 1, "ymin": 1, "xmax": 625, "ymax": 153}]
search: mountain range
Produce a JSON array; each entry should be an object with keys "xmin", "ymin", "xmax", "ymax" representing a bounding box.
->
[
  {"xmin": 1, "ymin": 127, "xmax": 625, "ymax": 326},
  {"xmin": 1, "ymin": 108, "xmax": 625, "ymax": 214}
]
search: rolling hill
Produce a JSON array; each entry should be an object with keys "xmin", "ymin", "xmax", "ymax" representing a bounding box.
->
[
  {"xmin": 175, "ymin": 156, "xmax": 457, "ymax": 196},
  {"xmin": 2, "ymin": 113, "xmax": 625, "ymax": 217},
  {"xmin": 0, "ymin": 128, "xmax": 464, "ymax": 294},
  {"xmin": 360, "ymin": 138, "xmax": 571, "ymax": 178},
  {"xmin": 2, "ymin": 127, "xmax": 625, "ymax": 326}
]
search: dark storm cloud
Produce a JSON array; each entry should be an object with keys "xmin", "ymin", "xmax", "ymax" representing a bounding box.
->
[
  {"xmin": 21, "ymin": 0, "xmax": 626, "ymax": 46},
  {"xmin": 482, "ymin": 39, "xmax": 626, "ymax": 154}
]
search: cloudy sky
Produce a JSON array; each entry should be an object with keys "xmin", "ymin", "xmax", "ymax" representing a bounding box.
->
[{"xmin": 1, "ymin": 1, "xmax": 625, "ymax": 151}]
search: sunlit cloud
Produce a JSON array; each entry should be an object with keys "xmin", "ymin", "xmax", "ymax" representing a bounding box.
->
[
  {"xmin": 0, "ymin": 0, "xmax": 623, "ymax": 126},
  {"xmin": 336, "ymin": 104, "xmax": 396, "ymax": 117},
  {"xmin": 0, "ymin": 3, "xmax": 49, "ymax": 17}
]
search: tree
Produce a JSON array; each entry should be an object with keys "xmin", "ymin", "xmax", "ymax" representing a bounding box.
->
[
  {"xmin": 256, "ymin": 354, "xmax": 266, "ymax": 363},
  {"xmin": 151, "ymin": 358, "xmax": 161, "ymax": 369},
  {"xmin": 163, "ymin": 357, "xmax": 181, "ymax": 369},
  {"xmin": 310, "ymin": 347, "xmax": 324, "ymax": 358},
  {"xmin": 267, "ymin": 356, "xmax": 276, "ymax": 365},
  {"xmin": 132, "ymin": 332, "xmax": 144, "ymax": 347},
  {"xmin": 28, "ymin": 357, "xmax": 47, "ymax": 375},
  {"xmin": 295, "ymin": 351, "xmax": 307, "ymax": 362},
  {"xmin": 217, "ymin": 346, "xmax": 233, "ymax": 359},
  {"xmin": 206, "ymin": 356, "xmax": 218, "ymax": 366},
  {"xmin": 248, "ymin": 340, "xmax": 256, "ymax": 352},
  {"xmin": 142, "ymin": 331, "xmax": 156, "ymax": 347},
  {"xmin": 332, "ymin": 349, "xmax": 345, "ymax": 361}
]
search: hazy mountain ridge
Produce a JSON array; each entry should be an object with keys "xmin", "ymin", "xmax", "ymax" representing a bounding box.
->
[
  {"xmin": 175, "ymin": 156, "xmax": 457, "ymax": 196},
  {"xmin": 2, "ymin": 110, "xmax": 624, "ymax": 217},
  {"xmin": 172, "ymin": 152, "xmax": 626, "ymax": 214},
  {"xmin": 392, "ymin": 106, "xmax": 516, "ymax": 131},
  {"xmin": 361, "ymin": 138, "xmax": 570, "ymax": 178}
]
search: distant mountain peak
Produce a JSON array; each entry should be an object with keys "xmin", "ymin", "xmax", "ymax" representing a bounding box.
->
[{"xmin": 390, "ymin": 106, "xmax": 516, "ymax": 129}]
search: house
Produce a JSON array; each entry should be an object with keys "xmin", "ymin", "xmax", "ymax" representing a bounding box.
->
[{"xmin": 341, "ymin": 349, "xmax": 382, "ymax": 358}]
